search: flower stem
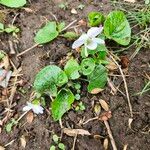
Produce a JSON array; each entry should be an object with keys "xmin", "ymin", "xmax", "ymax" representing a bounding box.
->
[{"xmin": 84, "ymin": 46, "xmax": 88, "ymax": 57}]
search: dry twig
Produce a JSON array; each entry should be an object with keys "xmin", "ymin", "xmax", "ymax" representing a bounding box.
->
[
  {"xmin": 104, "ymin": 120, "xmax": 117, "ymax": 150},
  {"xmin": 109, "ymin": 52, "xmax": 133, "ymax": 118},
  {"xmin": 61, "ymin": 20, "xmax": 77, "ymax": 32},
  {"xmin": 82, "ymin": 116, "xmax": 99, "ymax": 125},
  {"xmin": 17, "ymin": 43, "xmax": 39, "ymax": 57},
  {"xmin": 71, "ymin": 133, "xmax": 77, "ymax": 150}
]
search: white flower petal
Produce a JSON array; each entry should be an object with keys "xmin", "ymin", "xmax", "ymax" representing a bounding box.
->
[
  {"xmin": 32, "ymin": 105, "xmax": 44, "ymax": 114},
  {"xmin": 27, "ymin": 102, "xmax": 33, "ymax": 107},
  {"xmin": 23, "ymin": 106, "xmax": 31, "ymax": 112},
  {"xmin": 87, "ymin": 27, "xmax": 103, "ymax": 38},
  {"xmin": 23, "ymin": 102, "xmax": 43, "ymax": 114},
  {"xmin": 72, "ymin": 34, "xmax": 88, "ymax": 49},
  {"xmin": 86, "ymin": 41, "xmax": 97, "ymax": 50},
  {"xmin": 94, "ymin": 38, "xmax": 105, "ymax": 44}
]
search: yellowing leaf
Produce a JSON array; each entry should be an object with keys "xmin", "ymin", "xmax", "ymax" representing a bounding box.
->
[
  {"xmin": 94, "ymin": 104, "xmax": 101, "ymax": 116},
  {"xmin": 91, "ymin": 88, "xmax": 104, "ymax": 94},
  {"xmin": 99, "ymin": 99, "xmax": 109, "ymax": 111}
]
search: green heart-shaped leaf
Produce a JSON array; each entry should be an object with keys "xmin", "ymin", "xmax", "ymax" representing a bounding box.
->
[
  {"xmin": 104, "ymin": 11, "xmax": 131, "ymax": 46},
  {"xmin": 81, "ymin": 58, "xmax": 95, "ymax": 75},
  {"xmin": 88, "ymin": 12, "xmax": 105, "ymax": 27},
  {"xmin": 0, "ymin": 0, "xmax": 26, "ymax": 8},
  {"xmin": 64, "ymin": 58, "xmax": 80, "ymax": 80},
  {"xmin": 34, "ymin": 22, "xmax": 58, "ymax": 44},
  {"xmin": 87, "ymin": 64, "xmax": 108, "ymax": 94},
  {"xmin": 51, "ymin": 89, "xmax": 75, "ymax": 121},
  {"xmin": 34, "ymin": 65, "xmax": 68, "ymax": 96}
]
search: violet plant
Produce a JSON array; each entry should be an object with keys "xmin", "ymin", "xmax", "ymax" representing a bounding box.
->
[{"xmin": 22, "ymin": 10, "xmax": 131, "ymax": 121}]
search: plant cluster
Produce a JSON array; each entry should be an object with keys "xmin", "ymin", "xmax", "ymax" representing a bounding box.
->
[
  {"xmin": 50, "ymin": 134, "xmax": 65, "ymax": 150},
  {"xmin": 0, "ymin": 23, "xmax": 20, "ymax": 37},
  {"xmin": 0, "ymin": 0, "xmax": 132, "ymax": 122},
  {"xmin": 31, "ymin": 11, "xmax": 131, "ymax": 121}
]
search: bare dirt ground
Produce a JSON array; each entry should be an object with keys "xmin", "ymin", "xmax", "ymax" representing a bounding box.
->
[{"xmin": 0, "ymin": 0, "xmax": 150, "ymax": 150}]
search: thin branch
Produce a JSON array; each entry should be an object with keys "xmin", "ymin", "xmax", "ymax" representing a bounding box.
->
[
  {"xmin": 17, "ymin": 110, "xmax": 29, "ymax": 122},
  {"xmin": 71, "ymin": 133, "xmax": 77, "ymax": 150},
  {"xmin": 17, "ymin": 43, "xmax": 39, "ymax": 57},
  {"xmin": 82, "ymin": 117, "xmax": 99, "ymax": 125},
  {"xmin": 61, "ymin": 20, "xmax": 77, "ymax": 32},
  {"xmin": 109, "ymin": 52, "xmax": 133, "ymax": 118},
  {"xmin": 104, "ymin": 120, "xmax": 117, "ymax": 150}
]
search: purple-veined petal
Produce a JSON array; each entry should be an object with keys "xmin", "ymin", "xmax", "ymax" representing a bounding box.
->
[
  {"xmin": 87, "ymin": 27, "xmax": 103, "ymax": 38},
  {"xmin": 86, "ymin": 41, "xmax": 97, "ymax": 50},
  {"xmin": 94, "ymin": 38, "xmax": 105, "ymax": 44},
  {"xmin": 72, "ymin": 34, "xmax": 88, "ymax": 49}
]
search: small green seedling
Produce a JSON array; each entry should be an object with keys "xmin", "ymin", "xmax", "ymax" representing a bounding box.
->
[
  {"xmin": 58, "ymin": 2, "xmax": 68, "ymax": 10},
  {"xmin": 0, "ymin": 23, "xmax": 4, "ymax": 32},
  {"xmin": 135, "ymin": 80, "xmax": 150, "ymax": 96},
  {"xmin": 58, "ymin": 143, "xmax": 65, "ymax": 150},
  {"xmin": 75, "ymin": 94, "xmax": 81, "ymax": 100},
  {"xmin": 75, "ymin": 102, "xmax": 86, "ymax": 111},
  {"xmin": 50, "ymin": 145, "xmax": 56, "ymax": 150},
  {"xmin": 145, "ymin": 0, "xmax": 150, "ymax": 4},
  {"xmin": 50, "ymin": 134, "xmax": 65, "ymax": 150},
  {"xmin": 0, "ymin": 50, "xmax": 5, "ymax": 60},
  {"xmin": 78, "ymin": 4, "xmax": 85, "ymax": 10},
  {"xmin": 0, "ymin": 23, "xmax": 20, "ymax": 37},
  {"xmin": 61, "ymin": 32, "xmax": 78, "ymax": 40},
  {"xmin": 5, "ymin": 118, "xmax": 18, "ymax": 133}
]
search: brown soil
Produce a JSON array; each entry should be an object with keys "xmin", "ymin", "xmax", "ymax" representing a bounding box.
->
[{"xmin": 0, "ymin": 0, "xmax": 150, "ymax": 150}]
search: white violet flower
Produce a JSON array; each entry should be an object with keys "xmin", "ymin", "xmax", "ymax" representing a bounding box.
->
[
  {"xmin": 72, "ymin": 26, "xmax": 105, "ymax": 56},
  {"xmin": 23, "ymin": 101, "xmax": 44, "ymax": 114}
]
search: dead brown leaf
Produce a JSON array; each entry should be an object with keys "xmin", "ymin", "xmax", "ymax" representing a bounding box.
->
[
  {"xmin": 0, "ymin": 70, "xmax": 12, "ymax": 88},
  {"xmin": 120, "ymin": 56, "xmax": 129, "ymax": 69},
  {"xmin": 23, "ymin": 8, "xmax": 35, "ymax": 13},
  {"xmin": 78, "ymin": 19, "xmax": 87, "ymax": 26},
  {"xmin": 91, "ymin": 88, "xmax": 104, "ymax": 94},
  {"xmin": 124, "ymin": 0, "xmax": 136, "ymax": 3},
  {"xmin": 103, "ymin": 138, "xmax": 109, "ymax": 150},
  {"xmin": 99, "ymin": 99, "xmax": 109, "ymax": 111},
  {"xmin": 63, "ymin": 128, "xmax": 91, "ymax": 137},
  {"xmin": 128, "ymin": 118, "xmax": 133, "ymax": 129},
  {"xmin": 107, "ymin": 78, "xmax": 117, "ymax": 95},
  {"xmin": 99, "ymin": 111, "xmax": 112, "ymax": 121},
  {"xmin": 0, "ymin": 120, "xmax": 3, "ymax": 133},
  {"xmin": 123, "ymin": 144, "xmax": 128, "ymax": 150},
  {"xmin": 20, "ymin": 135, "xmax": 26, "ymax": 148},
  {"xmin": 26, "ymin": 111, "xmax": 34, "ymax": 124},
  {"xmin": 0, "ymin": 146, "xmax": 5, "ymax": 150},
  {"xmin": 106, "ymin": 61, "xmax": 118, "ymax": 71},
  {"xmin": 2, "ymin": 55, "xmax": 9, "ymax": 69},
  {"xmin": 71, "ymin": 8, "xmax": 77, "ymax": 14}
]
